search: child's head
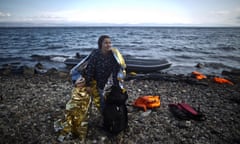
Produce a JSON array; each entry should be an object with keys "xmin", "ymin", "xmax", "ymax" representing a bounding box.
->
[{"xmin": 75, "ymin": 76, "xmax": 85, "ymax": 88}]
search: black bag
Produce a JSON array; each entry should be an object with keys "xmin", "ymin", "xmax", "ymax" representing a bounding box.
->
[
  {"xmin": 103, "ymin": 104, "xmax": 128, "ymax": 134},
  {"xmin": 103, "ymin": 86, "xmax": 128, "ymax": 134},
  {"xmin": 105, "ymin": 86, "xmax": 128, "ymax": 105}
]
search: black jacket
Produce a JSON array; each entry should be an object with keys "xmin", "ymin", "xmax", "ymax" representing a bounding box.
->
[{"xmin": 85, "ymin": 49, "xmax": 120, "ymax": 89}]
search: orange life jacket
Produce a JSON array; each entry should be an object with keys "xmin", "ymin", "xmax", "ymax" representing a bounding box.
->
[
  {"xmin": 192, "ymin": 71, "xmax": 207, "ymax": 80},
  {"xmin": 213, "ymin": 77, "xmax": 234, "ymax": 85},
  {"xmin": 133, "ymin": 95, "xmax": 161, "ymax": 111}
]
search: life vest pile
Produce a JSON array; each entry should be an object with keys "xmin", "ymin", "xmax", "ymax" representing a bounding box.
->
[
  {"xmin": 133, "ymin": 95, "xmax": 161, "ymax": 111},
  {"xmin": 192, "ymin": 71, "xmax": 234, "ymax": 85},
  {"xmin": 213, "ymin": 77, "xmax": 234, "ymax": 85},
  {"xmin": 192, "ymin": 71, "xmax": 207, "ymax": 80}
]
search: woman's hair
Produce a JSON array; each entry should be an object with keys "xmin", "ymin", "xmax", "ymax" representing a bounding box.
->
[{"xmin": 98, "ymin": 35, "xmax": 110, "ymax": 49}]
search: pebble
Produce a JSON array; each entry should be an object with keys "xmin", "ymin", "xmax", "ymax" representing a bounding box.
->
[
  {"xmin": 140, "ymin": 110, "xmax": 152, "ymax": 117},
  {"xmin": 0, "ymin": 74, "xmax": 239, "ymax": 144}
]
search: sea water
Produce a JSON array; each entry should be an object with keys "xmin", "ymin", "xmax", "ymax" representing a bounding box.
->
[{"xmin": 0, "ymin": 27, "xmax": 239, "ymax": 75}]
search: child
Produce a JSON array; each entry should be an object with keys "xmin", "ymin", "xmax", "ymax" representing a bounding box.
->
[{"xmin": 54, "ymin": 76, "xmax": 91, "ymax": 142}]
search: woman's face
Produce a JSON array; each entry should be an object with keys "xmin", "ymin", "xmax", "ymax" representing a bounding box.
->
[{"xmin": 101, "ymin": 38, "xmax": 112, "ymax": 53}]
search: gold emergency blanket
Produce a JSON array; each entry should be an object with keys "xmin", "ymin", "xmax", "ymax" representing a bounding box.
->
[
  {"xmin": 111, "ymin": 47, "xmax": 126, "ymax": 89},
  {"xmin": 54, "ymin": 81, "xmax": 100, "ymax": 142}
]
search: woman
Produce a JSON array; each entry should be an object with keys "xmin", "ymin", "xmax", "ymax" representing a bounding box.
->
[
  {"xmin": 85, "ymin": 35, "xmax": 125, "ymax": 111},
  {"xmin": 55, "ymin": 35, "xmax": 126, "ymax": 142}
]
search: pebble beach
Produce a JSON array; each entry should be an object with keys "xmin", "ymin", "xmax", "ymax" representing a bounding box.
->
[{"xmin": 0, "ymin": 69, "xmax": 240, "ymax": 144}]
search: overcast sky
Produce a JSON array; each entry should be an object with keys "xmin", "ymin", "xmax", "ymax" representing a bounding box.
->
[{"xmin": 0, "ymin": 0, "xmax": 240, "ymax": 26}]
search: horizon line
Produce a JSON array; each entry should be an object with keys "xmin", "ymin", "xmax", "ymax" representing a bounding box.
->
[{"xmin": 0, "ymin": 22, "xmax": 239, "ymax": 28}]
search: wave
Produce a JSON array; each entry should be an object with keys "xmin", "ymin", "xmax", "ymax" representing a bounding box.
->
[
  {"xmin": 31, "ymin": 54, "xmax": 51, "ymax": 61},
  {"xmin": 50, "ymin": 57, "xmax": 67, "ymax": 62},
  {"xmin": 209, "ymin": 55, "xmax": 240, "ymax": 62},
  {"xmin": 204, "ymin": 62, "xmax": 234, "ymax": 70},
  {"xmin": 213, "ymin": 46, "xmax": 239, "ymax": 51},
  {"xmin": 30, "ymin": 54, "xmax": 69, "ymax": 61},
  {"xmin": 65, "ymin": 47, "xmax": 94, "ymax": 52},
  {"xmin": 169, "ymin": 47, "xmax": 184, "ymax": 52},
  {"xmin": 47, "ymin": 44, "xmax": 65, "ymax": 50},
  {"xmin": 175, "ymin": 55, "xmax": 194, "ymax": 59},
  {"xmin": 0, "ymin": 57, "xmax": 24, "ymax": 63},
  {"xmin": 131, "ymin": 41, "xmax": 143, "ymax": 44}
]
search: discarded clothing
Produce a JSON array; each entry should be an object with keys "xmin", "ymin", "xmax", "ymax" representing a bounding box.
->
[{"xmin": 168, "ymin": 103, "xmax": 205, "ymax": 121}]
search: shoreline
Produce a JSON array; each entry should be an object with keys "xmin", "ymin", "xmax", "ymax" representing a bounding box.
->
[
  {"xmin": 0, "ymin": 69, "xmax": 240, "ymax": 143},
  {"xmin": 1, "ymin": 52, "xmax": 239, "ymax": 77},
  {"xmin": 1, "ymin": 60, "xmax": 240, "ymax": 76}
]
